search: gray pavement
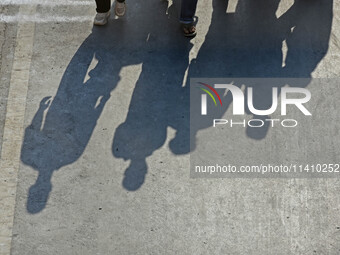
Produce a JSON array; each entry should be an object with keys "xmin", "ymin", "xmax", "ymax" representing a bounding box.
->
[
  {"xmin": 1, "ymin": 0, "xmax": 340, "ymax": 254},
  {"xmin": 0, "ymin": 5, "xmax": 18, "ymax": 160}
]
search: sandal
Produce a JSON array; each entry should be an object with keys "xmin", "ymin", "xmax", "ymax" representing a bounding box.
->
[{"xmin": 182, "ymin": 23, "xmax": 197, "ymax": 37}]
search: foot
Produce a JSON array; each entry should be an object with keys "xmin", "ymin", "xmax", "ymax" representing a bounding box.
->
[
  {"xmin": 115, "ymin": 1, "xmax": 126, "ymax": 17},
  {"xmin": 122, "ymin": 159, "xmax": 147, "ymax": 191},
  {"xmin": 182, "ymin": 23, "xmax": 196, "ymax": 37},
  {"xmin": 27, "ymin": 179, "xmax": 52, "ymax": 214},
  {"xmin": 93, "ymin": 11, "xmax": 110, "ymax": 26}
]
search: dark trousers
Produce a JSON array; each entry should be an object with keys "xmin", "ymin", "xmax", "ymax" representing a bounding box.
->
[
  {"xmin": 95, "ymin": 0, "xmax": 124, "ymax": 13},
  {"xmin": 180, "ymin": 0, "xmax": 198, "ymax": 24}
]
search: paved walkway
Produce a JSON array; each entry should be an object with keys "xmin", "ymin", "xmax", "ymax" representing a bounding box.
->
[{"xmin": 0, "ymin": 0, "xmax": 340, "ymax": 254}]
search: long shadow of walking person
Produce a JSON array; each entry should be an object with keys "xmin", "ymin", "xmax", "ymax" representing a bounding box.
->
[
  {"xmin": 20, "ymin": 16, "xmax": 146, "ymax": 213},
  {"xmin": 112, "ymin": 0, "xmax": 333, "ymax": 190},
  {"xmin": 112, "ymin": 0, "xmax": 193, "ymax": 191},
  {"xmin": 187, "ymin": 0, "xmax": 332, "ymax": 140}
]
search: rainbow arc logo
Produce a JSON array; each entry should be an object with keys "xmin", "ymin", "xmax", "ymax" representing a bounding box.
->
[
  {"xmin": 197, "ymin": 82, "xmax": 222, "ymax": 115},
  {"xmin": 198, "ymin": 82, "xmax": 223, "ymax": 106}
]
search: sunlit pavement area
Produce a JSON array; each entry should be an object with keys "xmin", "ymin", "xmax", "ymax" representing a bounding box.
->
[{"xmin": 1, "ymin": 0, "xmax": 340, "ymax": 254}]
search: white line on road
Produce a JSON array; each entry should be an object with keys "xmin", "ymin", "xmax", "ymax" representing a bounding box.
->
[
  {"xmin": 226, "ymin": 0, "xmax": 238, "ymax": 13},
  {"xmin": 0, "ymin": 14, "xmax": 94, "ymax": 23},
  {"xmin": 0, "ymin": 0, "xmax": 93, "ymax": 6},
  {"xmin": 0, "ymin": 5, "xmax": 36, "ymax": 255}
]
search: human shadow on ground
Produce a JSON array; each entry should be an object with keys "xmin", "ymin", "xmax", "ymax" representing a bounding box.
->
[
  {"xmin": 188, "ymin": 0, "xmax": 332, "ymax": 139},
  {"xmin": 20, "ymin": 0, "xmax": 188, "ymax": 213},
  {"xmin": 111, "ymin": 1, "xmax": 193, "ymax": 190},
  {"xmin": 21, "ymin": 0, "xmax": 332, "ymax": 213},
  {"xmin": 112, "ymin": 0, "xmax": 333, "ymax": 189}
]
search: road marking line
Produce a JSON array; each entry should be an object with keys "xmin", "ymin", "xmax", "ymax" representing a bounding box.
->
[
  {"xmin": 0, "ymin": 14, "xmax": 94, "ymax": 23},
  {"xmin": 0, "ymin": 0, "xmax": 93, "ymax": 6},
  {"xmin": 0, "ymin": 5, "xmax": 36, "ymax": 255},
  {"xmin": 226, "ymin": 0, "xmax": 238, "ymax": 13}
]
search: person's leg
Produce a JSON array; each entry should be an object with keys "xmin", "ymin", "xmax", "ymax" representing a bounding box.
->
[
  {"xmin": 94, "ymin": 0, "xmax": 111, "ymax": 25},
  {"xmin": 180, "ymin": 0, "xmax": 198, "ymax": 37},
  {"xmin": 115, "ymin": 0, "xmax": 126, "ymax": 17},
  {"xmin": 95, "ymin": 0, "xmax": 111, "ymax": 13},
  {"xmin": 180, "ymin": 0, "xmax": 198, "ymax": 24}
]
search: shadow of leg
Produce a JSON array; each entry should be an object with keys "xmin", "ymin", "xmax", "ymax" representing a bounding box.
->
[
  {"xmin": 122, "ymin": 158, "xmax": 148, "ymax": 191},
  {"xmin": 27, "ymin": 169, "xmax": 53, "ymax": 214},
  {"xmin": 246, "ymin": 115, "xmax": 270, "ymax": 140}
]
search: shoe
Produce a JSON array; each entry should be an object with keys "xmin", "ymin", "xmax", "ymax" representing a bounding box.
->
[
  {"xmin": 93, "ymin": 11, "xmax": 110, "ymax": 26},
  {"xmin": 182, "ymin": 23, "xmax": 196, "ymax": 37},
  {"xmin": 115, "ymin": 1, "xmax": 126, "ymax": 17}
]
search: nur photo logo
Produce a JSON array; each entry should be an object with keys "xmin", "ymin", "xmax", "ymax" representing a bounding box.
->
[{"xmin": 195, "ymin": 81, "xmax": 312, "ymax": 128}]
